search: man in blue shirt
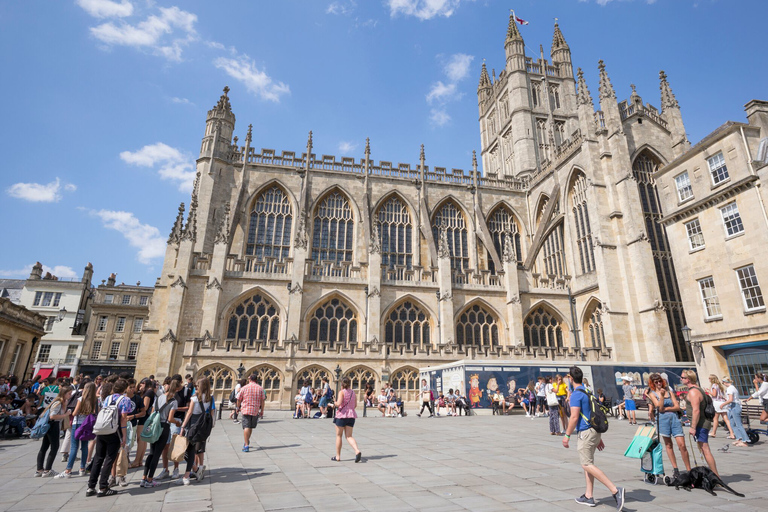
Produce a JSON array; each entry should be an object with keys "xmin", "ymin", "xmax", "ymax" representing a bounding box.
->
[{"xmin": 562, "ymin": 366, "xmax": 624, "ymax": 511}]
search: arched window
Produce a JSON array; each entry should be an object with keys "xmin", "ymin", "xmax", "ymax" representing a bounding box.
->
[
  {"xmin": 384, "ymin": 301, "xmax": 430, "ymax": 350},
  {"xmin": 523, "ymin": 306, "xmax": 564, "ymax": 348},
  {"xmin": 633, "ymin": 151, "xmax": 690, "ymax": 361},
  {"xmin": 541, "ymin": 224, "xmax": 567, "ymax": 277},
  {"xmin": 456, "ymin": 303, "xmax": 500, "ymax": 347},
  {"xmin": 200, "ymin": 365, "xmax": 234, "ymax": 400},
  {"xmin": 377, "ymin": 196, "xmax": 413, "ymax": 269},
  {"xmin": 295, "ymin": 365, "xmax": 330, "ymax": 391},
  {"xmin": 246, "ymin": 186, "xmax": 292, "ymax": 262},
  {"xmin": 312, "ymin": 191, "xmax": 354, "ymax": 264},
  {"xmin": 391, "ymin": 367, "xmax": 419, "ymax": 402},
  {"xmin": 570, "ymin": 174, "xmax": 595, "ymax": 274},
  {"xmin": 585, "ymin": 302, "xmax": 606, "ymax": 349},
  {"xmin": 344, "ymin": 366, "xmax": 377, "ymax": 399},
  {"xmin": 226, "ymin": 293, "xmax": 280, "ymax": 343},
  {"xmin": 432, "ymin": 201, "xmax": 469, "ymax": 271},
  {"xmin": 487, "ymin": 205, "xmax": 522, "ymax": 273},
  {"xmin": 308, "ymin": 297, "xmax": 358, "ymax": 347},
  {"xmin": 248, "ymin": 365, "xmax": 282, "ymax": 402}
]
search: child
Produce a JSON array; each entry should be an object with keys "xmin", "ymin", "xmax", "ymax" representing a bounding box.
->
[
  {"xmin": 446, "ymin": 389, "xmax": 457, "ymax": 416},
  {"xmin": 294, "ymin": 390, "xmax": 304, "ymax": 419},
  {"xmin": 437, "ymin": 393, "xmax": 446, "ymax": 416}
]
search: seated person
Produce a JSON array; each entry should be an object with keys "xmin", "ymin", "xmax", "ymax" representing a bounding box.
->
[
  {"xmin": 504, "ymin": 391, "xmax": 518, "ymax": 414},
  {"xmin": 445, "ymin": 389, "xmax": 457, "ymax": 416},
  {"xmin": 437, "ymin": 393, "xmax": 446, "ymax": 416},
  {"xmin": 20, "ymin": 397, "xmax": 37, "ymax": 427},
  {"xmin": 492, "ymin": 390, "xmax": 504, "ymax": 414},
  {"xmin": 0, "ymin": 394, "xmax": 26, "ymax": 436},
  {"xmin": 517, "ymin": 389, "xmax": 532, "ymax": 416},
  {"xmin": 377, "ymin": 389, "xmax": 389, "ymax": 417},
  {"xmin": 294, "ymin": 390, "xmax": 304, "ymax": 418},
  {"xmin": 386, "ymin": 389, "xmax": 400, "ymax": 417},
  {"xmin": 455, "ymin": 391, "xmax": 469, "ymax": 416}
]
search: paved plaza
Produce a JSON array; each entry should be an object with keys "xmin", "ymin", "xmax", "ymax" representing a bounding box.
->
[{"xmin": 1, "ymin": 410, "xmax": 766, "ymax": 512}]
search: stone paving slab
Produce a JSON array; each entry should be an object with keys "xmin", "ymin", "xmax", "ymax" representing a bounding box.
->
[{"xmin": 0, "ymin": 411, "xmax": 765, "ymax": 511}]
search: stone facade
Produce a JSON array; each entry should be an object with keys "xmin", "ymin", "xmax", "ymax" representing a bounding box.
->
[
  {"xmin": 0, "ymin": 297, "xmax": 45, "ymax": 377},
  {"xmin": 655, "ymin": 100, "xmax": 768, "ymax": 393},
  {"xmin": 137, "ymin": 15, "xmax": 694, "ymax": 406},
  {"xmin": 79, "ymin": 274, "xmax": 153, "ymax": 377}
]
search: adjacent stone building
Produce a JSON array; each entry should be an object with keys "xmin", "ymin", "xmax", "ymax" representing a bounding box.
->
[
  {"xmin": 0, "ymin": 298, "xmax": 45, "ymax": 378},
  {"xmin": 137, "ymin": 15, "xmax": 694, "ymax": 406},
  {"xmin": 655, "ymin": 100, "xmax": 768, "ymax": 394},
  {"xmin": 79, "ymin": 274, "xmax": 152, "ymax": 378}
]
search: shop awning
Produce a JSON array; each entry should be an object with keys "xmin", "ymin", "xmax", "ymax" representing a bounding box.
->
[{"xmin": 35, "ymin": 368, "xmax": 53, "ymax": 380}]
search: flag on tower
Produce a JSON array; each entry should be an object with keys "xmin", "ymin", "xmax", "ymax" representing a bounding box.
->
[{"xmin": 512, "ymin": 10, "xmax": 529, "ymax": 25}]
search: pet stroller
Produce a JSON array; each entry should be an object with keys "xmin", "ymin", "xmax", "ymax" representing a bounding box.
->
[{"xmin": 624, "ymin": 415, "xmax": 665, "ymax": 484}]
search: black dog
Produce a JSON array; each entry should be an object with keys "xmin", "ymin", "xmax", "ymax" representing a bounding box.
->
[{"xmin": 665, "ymin": 466, "xmax": 745, "ymax": 497}]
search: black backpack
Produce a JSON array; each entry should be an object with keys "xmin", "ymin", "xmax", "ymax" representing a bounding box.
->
[
  {"xmin": 187, "ymin": 400, "xmax": 214, "ymax": 444},
  {"xmin": 693, "ymin": 385, "xmax": 716, "ymax": 422},
  {"xmin": 229, "ymin": 387, "xmax": 237, "ymax": 402},
  {"xmin": 573, "ymin": 388, "xmax": 609, "ymax": 433}
]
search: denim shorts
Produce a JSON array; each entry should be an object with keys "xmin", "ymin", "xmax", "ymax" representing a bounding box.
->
[
  {"xmin": 693, "ymin": 426, "xmax": 709, "ymax": 443},
  {"xmin": 624, "ymin": 399, "xmax": 637, "ymax": 411},
  {"xmin": 658, "ymin": 412, "xmax": 683, "ymax": 438},
  {"xmin": 167, "ymin": 423, "xmax": 180, "ymax": 445}
]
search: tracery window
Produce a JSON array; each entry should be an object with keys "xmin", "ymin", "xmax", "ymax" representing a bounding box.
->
[
  {"xmin": 226, "ymin": 293, "xmax": 280, "ymax": 343},
  {"xmin": 377, "ymin": 196, "xmax": 413, "ymax": 269},
  {"xmin": 570, "ymin": 174, "xmax": 595, "ymax": 274},
  {"xmin": 585, "ymin": 303, "xmax": 605, "ymax": 349},
  {"xmin": 432, "ymin": 202, "xmax": 469, "ymax": 271},
  {"xmin": 308, "ymin": 297, "xmax": 358, "ymax": 347},
  {"xmin": 246, "ymin": 186, "xmax": 292, "ymax": 262},
  {"xmin": 391, "ymin": 367, "xmax": 419, "ymax": 402},
  {"xmin": 295, "ymin": 366, "xmax": 329, "ymax": 391},
  {"xmin": 249, "ymin": 365, "xmax": 282, "ymax": 401},
  {"xmin": 541, "ymin": 224, "xmax": 567, "ymax": 277},
  {"xmin": 312, "ymin": 191, "xmax": 354, "ymax": 264},
  {"xmin": 344, "ymin": 366, "xmax": 376, "ymax": 399},
  {"xmin": 532, "ymin": 82, "xmax": 541, "ymax": 107},
  {"xmin": 384, "ymin": 301, "xmax": 431, "ymax": 350},
  {"xmin": 549, "ymin": 84, "xmax": 561, "ymax": 109},
  {"xmin": 456, "ymin": 303, "xmax": 500, "ymax": 347},
  {"xmin": 523, "ymin": 306, "xmax": 564, "ymax": 348},
  {"xmin": 487, "ymin": 205, "xmax": 522, "ymax": 273},
  {"xmin": 554, "ymin": 121, "xmax": 566, "ymax": 147},
  {"xmin": 200, "ymin": 365, "xmax": 235, "ymax": 399}
]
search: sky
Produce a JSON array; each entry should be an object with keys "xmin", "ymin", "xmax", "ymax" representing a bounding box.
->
[{"xmin": 0, "ymin": 0, "xmax": 765, "ymax": 285}]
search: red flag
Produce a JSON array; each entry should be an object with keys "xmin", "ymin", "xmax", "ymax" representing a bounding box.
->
[{"xmin": 516, "ymin": 15, "xmax": 529, "ymax": 26}]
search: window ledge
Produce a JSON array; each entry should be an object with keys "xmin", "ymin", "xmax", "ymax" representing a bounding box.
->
[
  {"xmin": 711, "ymin": 177, "xmax": 731, "ymax": 190},
  {"xmin": 703, "ymin": 315, "xmax": 723, "ymax": 323},
  {"xmin": 689, "ymin": 246, "xmax": 706, "ymax": 254},
  {"xmin": 678, "ymin": 196, "xmax": 695, "ymax": 206},
  {"xmin": 744, "ymin": 307, "xmax": 766, "ymax": 316},
  {"xmin": 725, "ymin": 231, "xmax": 745, "ymax": 241}
]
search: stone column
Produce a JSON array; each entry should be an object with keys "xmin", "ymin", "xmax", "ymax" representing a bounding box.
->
[
  {"xmin": 437, "ymin": 229, "xmax": 455, "ymax": 346},
  {"xmin": 286, "ymin": 214, "xmax": 309, "ymax": 341},
  {"xmin": 502, "ymin": 232, "xmax": 524, "ymax": 347},
  {"xmin": 367, "ymin": 222, "xmax": 382, "ymax": 345}
]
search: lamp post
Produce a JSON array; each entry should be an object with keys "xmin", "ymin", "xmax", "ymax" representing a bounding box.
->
[
  {"xmin": 237, "ymin": 362, "xmax": 246, "ymax": 379},
  {"xmin": 681, "ymin": 325, "xmax": 701, "ymax": 360},
  {"xmin": 333, "ymin": 365, "xmax": 342, "ymax": 418}
]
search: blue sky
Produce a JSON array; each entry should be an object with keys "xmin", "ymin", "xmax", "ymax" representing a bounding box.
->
[{"xmin": 1, "ymin": 0, "xmax": 765, "ymax": 285}]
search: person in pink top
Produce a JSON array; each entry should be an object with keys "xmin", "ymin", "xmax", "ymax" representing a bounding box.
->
[{"xmin": 332, "ymin": 377, "xmax": 362, "ymax": 463}]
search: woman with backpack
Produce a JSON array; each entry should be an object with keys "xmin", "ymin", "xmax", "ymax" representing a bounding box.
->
[
  {"xmin": 34, "ymin": 386, "xmax": 72, "ymax": 477},
  {"xmin": 179, "ymin": 376, "xmax": 215, "ymax": 485},
  {"xmin": 55, "ymin": 382, "xmax": 97, "ymax": 478},
  {"xmin": 140, "ymin": 379, "xmax": 179, "ymax": 488},
  {"xmin": 85, "ymin": 379, "xmax": 134, "ymax": 498}
]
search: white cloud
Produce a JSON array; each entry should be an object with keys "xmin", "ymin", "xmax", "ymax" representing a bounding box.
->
[
  {"xmin": 443, "ymin": 53, "xmax": 473, "ymax": 82},
  {"xmin": 88, "ymin": 6, "xmax": 198, "ymax": 61},
  {"xmin": 119, "ymin": 142, "xmax": 195, "ymax": 192},
  {"xmin": 214, "ymin": 55, "xmax": 290, "ymax": 103},
  {"xmin": 6, "ymin": 178, "xmax": 77, "ymax": 203},
  {"xmin": 338, "ymin": 141, "xmax": 358, "ymax": 154},
  {"xmin": 387, "ymin": 0, "xmax": 469, "ymax": 20},
  {"xmin": 171, "ymin": 97, "xmax": 191, "ymax": 104},
  {"xmin": 75, "ymin": 0, "xmax": 133, "ymax": 18},
  {"xmin": 426, "ymin": 81, "xmax": 459, "ymax": 104},
  {"xmin": 430, "ymin": 108, "xmax": 451, "ymax": 127},
  {"xmin": 0, "ymin": 263, "xmax": 79, "ymax": 279},
  {"xmin": 90, "ymin": 210, "xmax": 166, "ymax": 264},
  {"xmin": 327, "ymin": 1, "xmax": 356, "ymax": 15}
]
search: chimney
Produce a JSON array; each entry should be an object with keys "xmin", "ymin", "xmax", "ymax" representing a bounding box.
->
[
  {"xmin": 29, "ymin": 262, "xmax": 43, "ymax": 280},
  {"xmin": 745, "ymin": 100, "xmax": 768, "ymax": 134},
  {"xmin": 107, "ymin": 273, "xmax": 117, "ymax": 287},
  {"xmin": 82, "ymin": 262, "xmax": 93, "ymax": 285}
]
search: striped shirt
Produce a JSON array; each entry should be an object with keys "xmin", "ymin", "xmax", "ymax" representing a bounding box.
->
[{"xmin": 238, "ymin": 382, "xmax": 265, "ymax": 416}]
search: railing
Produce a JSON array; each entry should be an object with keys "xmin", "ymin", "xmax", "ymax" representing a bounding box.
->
[
  {"xmin": 225, "ymin": 255, "xmax": 293, "ymax": 276},
  {"xmin": 526, "ymin": 62, "xmax": 541, "ymax": 74},
  {"xmin": 381, "ymin": 266, "xmax": 437, "ymax": 284},
  {"xmin": 305, "ymin": 260, "xmax": 367, "ymax": 281},
  {"xmin": 530, "ymin": 273, "xmax": 571, "ymax": 290},
  {"xmin": 452, "ymin": 269, "xmax": 504, "ymax": 288},
  {"xmin": 193, "ymin": 254, "xmax": 211, "ymax": 270},
  {"xmin": 619, "ymin": 101, "xmax": 668, "ymax": 130},
  {"xmin": 546, "ymin": 65, "xmax": 558, "ymax": 77}
]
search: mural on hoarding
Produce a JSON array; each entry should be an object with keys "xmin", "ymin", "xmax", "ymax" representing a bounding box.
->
[{"xmin": 423, "ymin": 364, "xmax": 693, "ymax": 409}]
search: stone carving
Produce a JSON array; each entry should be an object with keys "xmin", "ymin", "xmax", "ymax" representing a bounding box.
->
[
  {"xmin": 201, "ymin": 330, "xmax": 215, "ymax": 344},
  {"xmin": 508, "ymin": 294, "xmax": 521, "ymax": 305},
  {"xmin": 438, "ymin": 291, "xmax": 453, "ymax": 302},
  {"xmin": 206, "ymin": 277, "xmax": 222, "ymax": 290},
  {"xmin": 160, "ymin": 329, "xmax": 177, "ymax": 343},
  {"xmin": 288, "ymin": 283, "xmax": 303, "ymax": 295},
  {"xmin": 170, "ymin": 276, "xmax": 187, "ymax": 289},
  {"xmin": 181, "ymin": 193, "xmax": 198, "ymax": 242},
  {"xmin": 653, "ymin": 298, "xmax": 666, "ymax": 312},
  {"xmin": 502, "ymin": 230, "xmax": 516, "ymax": 263},
  {"xmin": 214, "ymin": 202, "xmax": 231, "ymax": 245},
  {"xmin": 294, "ymin": 214, "xmax": 308, "ymax": 249},
  {"xmin": 437, "ymin": 228, "xmax": 451, "ymax": 259},
  {"xmin": 369, "ymin": 221, "xmax": 381, "ymax": 254},
  {"xmin": 601, "ymin": 301, "xmax": 611, "ymax": 313},
  {"xmin": 367, "ymin": 286, "xmax": 380, "ymax": 298},
  {"xmin": 167, "ymin": 202, "xmax": 185, "ymax": 244}
]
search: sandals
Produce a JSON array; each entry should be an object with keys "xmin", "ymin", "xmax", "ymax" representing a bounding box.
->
[
  {"xmin": 355, "ymin": 452, "xmax": 362, "ymax": 463},
  {"xmin": 331, "ymin": 456, "xmax": 340, "ymax": 462}
]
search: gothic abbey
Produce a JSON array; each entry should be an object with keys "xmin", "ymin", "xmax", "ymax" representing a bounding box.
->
[{"xmin": 136, "ymin": 14, "xmax": 693, "ymax": 406}]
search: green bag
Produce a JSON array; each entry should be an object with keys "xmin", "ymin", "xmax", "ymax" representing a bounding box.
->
[
  {"xmin": 624, "ymin": 425, "xmax": 656, "ymax": 459},
  {"xmin": 140, "ymin": 402, "xmax": 171, "ymax": 444}
]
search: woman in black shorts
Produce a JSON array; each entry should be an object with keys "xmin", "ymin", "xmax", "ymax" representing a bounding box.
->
[{"xmin": 332, "ymin": 377, "xmax": 361, "ymax": 463}]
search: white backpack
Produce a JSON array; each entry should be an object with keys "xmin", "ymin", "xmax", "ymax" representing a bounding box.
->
[{"xmin": 93, "ymin": 395, "xmax": 124, "ymax": 436}]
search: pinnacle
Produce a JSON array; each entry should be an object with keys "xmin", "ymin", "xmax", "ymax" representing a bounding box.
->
[
  {"xmin": 214, "ymin": 85, "xmax": 232, "ymax": 113},
  {"xmin": 551, "ymin": 21, "xmax": 568, "ymax": 52},
  {"xmin": 420, "ymin": 144, "xmax": 425, "ymax": 161},
  {"xmin": 577, "ymin": 68, "xmax": 594, "ymax": 107},
  {"xmin": 597, "ymin": 60, "xmax": 616, "ymax": 100},
  {"xmin": 659, "ymin": 70, "xmax": 679, "ymax": 110},
  {"xmin": 478, "ymin": 62, "xmax": 491, "ymax": 89},
  {"xmin": 506, "ymin": 11, "xmax": 522, "ymax": 41},
  {"xmin": 246, "ymin": 124, "xmax": 253, "ymax": 144}
]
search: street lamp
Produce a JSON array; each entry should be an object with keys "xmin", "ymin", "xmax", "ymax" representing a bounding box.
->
[
  {"xmin": 681, "ymin": 325, "xmax": 702, "ymax": 360},
  {"xmin": 57, "ymin": 307, "xmax": 67, "ymax": 322},
  {"xmin": 333, "ymin": 365, "xmax": 342, "ymax": 418},
  {"xmin": 237, "ymin": 362, "xmax": 246, "ymax": 379}
]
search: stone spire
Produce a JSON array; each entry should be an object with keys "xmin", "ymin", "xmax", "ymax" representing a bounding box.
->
[
  {"xmin": 168, "ymin": 202, "xmax": 185, "ymax": 244},
  {"xmin": 478, "ymin": 62, "xmax": 491, "ymax": 90},
  {"xmin": 214, "ymin": 202, "xmax": 230, "ymax": 245},
  {"xmin": 576, "ymin": 68, "xmax": 593, "ymax": 106},
  {"xmin": 245, "ymin": 123, "xmax": 253, "ymax": 144},
  {"xmin": 213, "ymin": 86, "xmax": 232, "ymax": 114},
  {"xmin": 659, "ymin": 70, "xmax": 679, "ymax": 110},
  {"xmin": 551, "ymin": 21, "xmax": 568, "ymax": 52},
  {"xmin": 629, "ymin": 84, "xmax": 642, "ymax": 106},
  {"xmin": 181, "ymin": 194, "xmax": 197, "ymax": 242},
  {"xmin": 597, "ymin": 60, "xmax": 616, "ymax": 99},
  {"xmin": 506, "ymin": 11, "xmax": 523, "ymax": 42}
]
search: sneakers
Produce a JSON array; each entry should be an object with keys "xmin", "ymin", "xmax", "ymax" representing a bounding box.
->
[
  {"xmin": 85, "ymin": 488, "xmax": 97, "ymax": 497},
  {"xmin": 54, "ymin": 471, "xmax": 71, "ymax": 479},
  {"xmin": 613, "ymin": 487, "xmax": 625, "ymax": 511},
  {"xmin": 143, "ymin": 480, "xmax": 160, "ymax": 488},
  {"xmin": 398, "ymin": 414, "xmax": 402, "ymax": 418},
  {"xmin": 171, "ymin": 468, "xmax": 180, "ymax": 480},
  {"xmin": 61, "ymin": 453, "xmax": 69, "ymax": 462},
  {"xmin": 156, "ymin": 468, "xmax": 169, "ymax": 480},
  {"xmin": 79, "ymin": 469, "xmax": 86, "ymax": 477},
  {"xmin": 196, "ymin": 465, "xmax": 205, "ymax": 481},
  {"xmin": 40, "ymin": 470, "xmax": 55, "ymax": 478},
  {"xmin": 575, "ymin": 495, "xmax": 596, "ymax": 507},
  {"xmin": 33, "ymin": 471, "xmax": 42, "ymax": 478},
  {"xmin": 242, "ymin": 445, "xmax": 250, "ymax": 452},
  {"xmin": 232, "ymin": 418, "xmax": 240, "ymax": 424},
  {"xmin": 416, "ymin": 413, "xmax": 421, "ymax": 417},
  {"xmin": 118, "ymin": 476, "xmax": 128, "ymax": 487},
  {"xmin": 180, "ymin": 477, "xmax": 191, "ymax": 486}
]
